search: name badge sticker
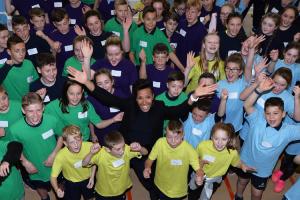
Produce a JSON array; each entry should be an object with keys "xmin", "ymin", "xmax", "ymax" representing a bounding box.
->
[
  {"xmin": 153, "ymin": 81, "xmax": 161, "ymax": 88},
  {"xmin": 0, "ymin": 121, "xmax": 8, "ymax": 127},
  {"xmin": 257, "ymin": 98, "xmax": 265, "ymax": 109},
  {"xmin": 109, "ymin": 107, "xmax": 120, "ymax": 113},
  {"xmin": 27, "ymin": 76, "xmax": 33, "ymax": 83},
  {"xmin": 74, "ymin": 160, "xmax": 83, "ymax": 168},
  {"xmin": 78, "ymin": 111, "xmax": 88, "ymax": 119},
  {"xmin": 32, "ymin": 4, "xmax": 40, "ymax": 8},
  {"xmin": 27, "ymin": 48, "xmax": 38, "ymax": 56},
  {"xmin": 112, "ymin": 31, "xmax": 120, "ymax": 37},
  {"xmin": 42, "ymin": 129, "xmax": 54, "ymax": 140},
  {"xmin": 112, "ymin": 159, "xmax": 125, "ymax": 167},
  {"xmin": 192, "ymin": 128, "xmax": 202, "ymax": 136},
  {"xmin": 139, "ymin": 41, "xmax": 148, "ymax": 48},
  {"xmin": 44, "ymin": 95, "xmax": 50, "ymax": 103},
  {"xmin": 203, "ymin": 155, "xmax": 215, "ymax": 162},
  {"xmin": 261, "ymin": 141, "xmax": 273, "ymax": 148},
  {"xmin": 111, "ymin": 70, "xmax": 121, "ymax": 77},
  {"xmin": 54, "ymin": 2, "xmax": 63, "ymax": 7},
  {"xmin": 101, "ymin": 40, "xmax": 106, "ymax": 46},
  {"xmin": 171, "ymin": 159, "xmax": 182, "ymax": 166},
  {"xmin": 179, "ymin": 29, "xmax": 186, "ymax": 37},
  {"xmin": 170, "ymin": 43, "xmax": 177, "ymax": 49},
  {"xmin": 64, "ymin": 45, "xmax": 73, "ymax": 52},
  {"xmin": 228, "ymin": 50, "xmax": 237, "ymax": 56},
  {"xmin": 0, "ymin": 58, "xmax": 7, "ymax": 65},
  {"xmin": 228, "ymin": 92, "xmax": 238, "ymax": 99},
  {"xmin": 70, "ymin": 19, "xmax": 76, "ymax": 25},
  {"xmin": 111, "ymin": 10, "xmax": 116, "ymax": 15}
]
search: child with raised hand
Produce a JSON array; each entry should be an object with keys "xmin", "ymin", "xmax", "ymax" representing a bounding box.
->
[
  {"xmin": 199, "ymin": 0, "xmax": 221, "ymax": 28},
  {"xmin": 144, "ymin": 120, "xmax": 204, "ymax": 200},
  {"xmin": 64, "ymin": 0, "xmax": 91, "ymax": 26},
  {"xmin": 184, "ymin": 33, "xmax": 225, "ymax": 94},
  {"xmin": 139, "ymin": 43, "xmax": 175, "ymax": 96},
  {"xmin": 83, "ymin": 131, "xmax": 148, "ymax": 200},
  {"xmin": 0, "ymin": 85, "xmax": 23, "ymax": 141},
  {"xmin": 45, "ymin": 80, "xmax": 124, "ymax": 142},
  {"xmin": 188, "ymin": 122, "xmax": 254, "ymax": 200},
  {"xmin": 0, "ymin": 35, "xmax": 39, "ymax": 101},
  {"xmin": 28, "ymin": 8, "xmax": 54, "ymax": 36},
  {"xmin": 235, "ymin": 79, "xmax": 300, "ymax": 200},
  {"xmin": 51, "ymin": 125, "xmax": 95, "ymax": 200}
]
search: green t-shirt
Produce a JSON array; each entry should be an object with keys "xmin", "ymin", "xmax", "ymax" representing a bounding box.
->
[
  {"xmin": 104, "ymin": 17, "xmax": 138, "ymax": 41},
  {"xmin": 62, "ymin": 56, "xmax": 96, "ymax": 77},
  {"xmin": 10, "ymin": 114, "xmax": 60, "ymax": 181},
  {"xmin": 0, "ymin": 100, "xmax": 23, "ymax": 141},
  {"xmin": 0, "ymin": 140, "xmax": 24, "ymax": 200},
  {"xmin": 0, "ymin": 59, "xmax": 38, "ymax": 100},
  {"xmin": 155, "ymin": 92, "xmax": 188, "ymax": 135},
  {"xmin": 45, "ymin": 99, "xmax": 102, "ymax": 141},
  {"xmin": 130, "ymin": 26, "xmax": 172, "ymax": 65}
]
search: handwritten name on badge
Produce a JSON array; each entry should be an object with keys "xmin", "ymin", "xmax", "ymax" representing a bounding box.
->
[
  {"xmin": 171, "ymin": 159, "xmax": 182, "ymax": 166},
  {"xmin": 111, "ymin": 70, "xmax": 122, "ymax": 77},
  {"xmin": 203, "ymin": 155, "xmax": 215, "ymax": 163},
  {"xmin": 42, "ymin": 129, "xmax": 54, "ymax": 140},
  {"xmin": 78, "ymin": 111, "xmax": 88, "ymax": 119},
  {"xmin": 112, "ymin": 159, "xmax": 125, "ymax": 167},
  {"xmin": 64, "ymin": 45, "xmax": 73, "ymax": 52},
  {"xmin": 74, "ymin": 160, "xmax": 83, "ymax": 168},
  {"xmin": 192, "ymin": 128, "xmax": 203, "ymax": 136}
]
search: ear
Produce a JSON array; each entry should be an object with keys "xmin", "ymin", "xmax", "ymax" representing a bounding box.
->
[
  {"xmin": 164, "ymin": 22, "xmax": 166, "ymax": 27},
  {"xmin": 37, "ymin": 67, "xmax": 41, "ymax": 74},
  {"xmin": 21, "ymin": 107, "xmax": 25, "ymax": 114},
  {"xmin": 7, "ymin": 49, "xmax": 11, "ymax": 56},
  {"xmin": 63, "ymin": 141, "xmax": 67, "ymax": 146},
  {"xmin": 282, "ymin": 111, "xmax": 286, "ymax": 118}
]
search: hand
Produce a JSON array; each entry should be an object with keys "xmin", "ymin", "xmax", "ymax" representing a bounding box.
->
[
  {"xmin": 194, "ymin": 83, "xmax": 218, "ymax": 98},
  {"xmin": 112, "ymin": 112, "xmax": 124, "ymax": 122},
  {"xmin": 203, "ymin": 14, "xmax": 211, "ymax": 24},
  {"xmin": 36, "ymin": 30, "xmax": 45, "ymax": 39},
  {"xmin": 255, "ymin": 72, "xmax": 267, "ymax": 84},
  {"xmin": 67, "ymin": 66, "xmax": 88, "ymax": 84},
  {"xmin": 254, "ymin": 57, "xmax": 268, "ymax": 74},
  {"xmin": 241, "ymin": 163, "xmax": 256, "ymax": 173},
  {"xmin": 195, "ymin": 170, "xmax": 205, "ymax": 186},
  {"xmin": 221, "ymin": 89, "xmax": 228, "ymax": 100},
  {"xmin": 36, "ymin": 88, "xmax": 47, "ymax": 99},
  {"xmin": 269, "ymin": 49, "xmax": 279, "ymax": 62},
  {"xmin": 90, "ymin": 143, "xmax": 101, "ymax": 154},
  {"xmin": 22, "ymin": 159, "xmax": 38, "ymax": 174},
  {"xmin": 139, "ymin": 48, "xmax": 146, "ymax": 63},
  {"xmin": 0, "ymin": 127, "xmax": 5, "ymax": 137},
  {"xmin": 293, "ymin": 85, "xmax": 300, "ymax": 97},
  {"xmin": 56, "ymin": 188, "xmax": 65, "ymax": 198},
  {"xmin": 130, "ymin": 142, "xmax": 142, "ymax": 152},
  {"xmin": 0, "ymin": 162, "xmax": 10, "ymax": 177},
  {"xmin": 52, "ymin": 41, "xmax": 62, "ymax": 53},
  {"xmin": 86, "ymin": 177, "xmax": 94, "ymax": 189},
  {"xmin": 82, "ymin": 5, "xmax": 91, "ymax": 14},
  {"xmin": 5, "ymin": 59, "xmax": 15, "ymax": 66},
  {"xmin": 249, "ymin": 35, "xmax": 266, "ymax": 49},
  {"xmin": 80, "ymin": 39, "xmax": 93, "ymax": 58},
  {"xmin": 122, "ymin": 9, "xmax": 133, "ymax": 31},
  {"xmin": 294, "ymin": 32, "xmax": 300, "ymax": 42},
  {"xmin": 257, "ymin": 77, "xmax": 274, "ymax": 93},
  {"xmin": 186, "ymin": 51, "xmax": 195, "ymax": 69},
  {"xmin": 44, "ymin": 153, "xmax": 55, "ymax": 167},
  {"xmin": 91, "ymin": 134, "xmax": 98, "ymax": 143},
  {"xmin": 143, "ymin": 168, "xmax": 151, "ymax": 178},
  {"xmin": 74, "ymin": 25, "xmax": 86, "ymax": 36}
]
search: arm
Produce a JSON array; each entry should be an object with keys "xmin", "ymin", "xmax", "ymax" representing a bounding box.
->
[
  {"xmin": 86, "ymin": 165, "xmax": 96, "ymax": 189},
  {"xmin": 0, "ymin": 62, "xmax": 14, "ymax": 84},
  {"xmin": 267, "ymin": 50, "xmax": 279, "ymax": 74},
  {"xmin": 4, "ymin": 0, "xmax": 15, "ymax": 16},
  {"xmin": 293, "ymin": 86, "xmax": 300, "ymax": 122},
  {"xmin": 35, "ymin": 31, "xmax": 60, "ymax": 53},
  {"xmin": 184, "ymin": 52, "xmax": 195, "ymax": 86},
  {"xmin": 44, "ymin": 137, "xmax": 63, "ymax": 167},
  {"xmin": 139, "ymin": 48, "xmax": 147, "ymax": 79},
  {"xmin": 143, "ymin": 159, "xmax": 154, "ymax": 178},
  {"xmin": 82, "ymin": 143, "xmax": 101, "ymax": 167},
  {"xmin": 240, "ymin": 72, "xmax": 267, "ymax": 100},
  {"xmin": 169, "ymin": 52, "xmax": 185, "ymax": 72},
  {"xmin": 95, "ymin": 112, "xmax": 124, "ymax": 129},
  {"xmin": 80, "ymin": 39, "xmax": 93, "ymax": 80},
  {"xmin": 130, "ymin": 142, "xmax": 148, "ymax": 156},
  {"xmin": 122, "ymin": 11, "xmax": 133, "ymax": 53},
  {"xmin": 89, "ymin": 123, "xmax": 98, "ymax": 143},
  {"xmin": 217, "ymin": 89, "xmax": 228, "ymax": 118},
  {"xmin": 50, "ymin": 176, "xmax": 64, "ymax": 198},
  {"xmin": 93, "ymin": 0, "xmax": 101, "ymax": 9},
  {"xmin": 129, "ymin": 52, "xmax": 136, "ymax": 65}
]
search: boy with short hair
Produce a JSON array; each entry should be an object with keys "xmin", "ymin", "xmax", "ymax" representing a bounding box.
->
[
  {"xmin": 0, "ymin": 35, "xmax": 39, "ymax": 100},
  {"xmin": 177, "ymin": 0, "xmax": 207, "ymax": 66},
  {"xmin": 10, "ymin": 92, "xmax": 63, "ymax": 200},
  {"xmin": 12, "ymin": 15, "xmax": 51, "ymax": 65},
  {"xmin": 104, "ymin": 0, "xmax": 137, "ymax": 53},
  {"xmin": 129, "ymin": 6, "xmax": 185, "ymax": 72},
  {"xmin": 143, "ymin": 120, "xmax": 204, "ymax": 199},
  {"xmin": 30, "ymin": 52, "xmax": 66, "ymax": 104},
  {"xmin": 139, "ymin": 43, "xmax": 175, "ymax": 96},
  {"xmin": 235, "ymin": 78, "xmax": 300, "ymax": 200},
  {"xmin": 83, "ymin": 131, "xmax": 148, "ymax": 200},
  {"xmin": 64, "ymin": 0, "xmax": 90, "ymax": 26},
  {"xmin": 0, "ymin": 24, "xmax": 9, "ymax": 65},
  {"xmin": 28, "ymin": 7, "xmax": 54, "ymax": 36},
  {"xmin": 51, "ymin": 125, "xmax": 95, "ymax": 200}
]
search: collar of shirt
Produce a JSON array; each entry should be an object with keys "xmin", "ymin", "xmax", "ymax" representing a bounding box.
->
[
  {"xmin": 266, "ymin": 122, "xmax": 283, "ymax": 131},
  {"xmin": 166, "ymin": 92, "xmax": 179, "ymax": 101},
  {"xmin": 143, "ymin": 26, "xmax": 156, "ymax": 35},
  {"xmin": 24, "ymin": 116, "xmax": 43, "ymax": 127},
  {"xmin": 114, "ymin": 17, "xmax": 121, "ymax": 24}
]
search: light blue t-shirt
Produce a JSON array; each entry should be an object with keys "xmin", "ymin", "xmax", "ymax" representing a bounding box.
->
[
  {"xmin": 184, "ymin": 112, "xmax": 215, "ymax": 149},
  {"xmin": 217, "ymin": 78, "xmax": 247, "ymax": 132},
  {"xmin": 240, "ymin": 110, "xmax": 300, "ymax": 177},
  {"xmin": 284, "ymin": 177, "xmax": 300, "ymax": 200}
]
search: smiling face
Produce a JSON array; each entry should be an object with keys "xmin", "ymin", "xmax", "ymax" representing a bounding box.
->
[
  {"xmin": 264, "ymin": 106, "xmax": 286, "ymax": 128},
  {"xmin": 212, "ymin": 129, "xmax": 229, "ymax": 151},
  {"xmin": 86, "ymin": 15, "xmax": 102, "ymax": 35},
  {"xmin": 191, "ymin": 107, "xmax": 209, "ymax": 124},
  {"xmin": 167, "ymin": 80, "xmax": 184, "ymax": 97},
  {"xmin": 226, "ymin": 17, "xmax": 242, "ymax": 37},
  {"xmin": 225, "ymin": 62, "xmax": 242, "ymax": 83},
  {"xmin": 272, "ymin": 75, "xmax": 288, "ymax": 94},
  {"xmin": 67, "ymin": 84, "xmax": 83, "ymax": 106},
  {"xmin": 280, "ymin": 8, "xmax": 296, "ymax": 28},
  {"xmin": 106, "ymin": 45, "xmax": 123, "ymax": 66},
  {"xmin": 22, "ymin": 103, "xmax": 44, "ymax": 126},
  {"xmin": 38, "ymin": 64, "xmax": 57, "ymax": 84},
  {"xmin": 283, "ymin": 48, "xmax": 299, "ymax": 64},
  {"xmin": 203, "ymin": 34, "xmax": 220, "ymax": 54},
  {"xmin": 153, "ymin": 1, "xmax": 164, "ymax": 19},
  {"xmin": 95, "ymin": 73, "xmax": 114, "ymax": 93},
  {"xmin": 13, "ymin": 24, "xmax": 30, "ymax": 42},
  {"xmin": 136, "ymin": 88, "xmax": 154, "ymax": 112},
  {"xmin": 143, "ymin": 11, "xmax": 157, "ymax": 32},
  {"xmin": 0, "ymin": 91, "xmax": 9, "ymax": 113}
]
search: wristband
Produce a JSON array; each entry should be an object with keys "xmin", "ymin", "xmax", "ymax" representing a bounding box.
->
[
  {"xmin": 254, "ymin": 88, "xmax": 261, "ymax": 95},
  {"xmin": 190, "ymin": 94, "xmax": 199, "ymax": 102}
]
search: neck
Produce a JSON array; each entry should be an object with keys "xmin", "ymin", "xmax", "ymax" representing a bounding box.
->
[
  {"xmin": 165, "ymin": 29, "xmax": 173, "ymax": 38},
  {"xmin": 71, "ymin": 1, "xmax": 81, "ymax": 8},
  {"xmin": 154, "ymin": 64, "xmax": 166, "ymax": 70},
  {"xmin": 205, "ymin": 52, "xmax": 215, "ymax": 61},
  {"xmin": 0, "ymin": 47, "xmax": 4, "ymax": 53},
  {"xmin": 40, "ymin": 77, "xmax": 56, "ymax": 86},
  {"xmin": 188, "ymin": 19, "xmax": 197, "ymax": 27},
  {"xmin": 91, "ymin": 30, "xmax": 102, "ymax": 36},
  {"xmin": 279, "ymin": 25, "xmax": 290, "ymax": 31}
]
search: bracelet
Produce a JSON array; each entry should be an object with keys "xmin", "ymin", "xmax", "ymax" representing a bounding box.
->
[
  {"xmin": 190, "ymin": 94, "xmax": 199, "ymax": 102},
  {"xmin": 254, "ymin": 88, "xmax": 261, "ymax": 95}
]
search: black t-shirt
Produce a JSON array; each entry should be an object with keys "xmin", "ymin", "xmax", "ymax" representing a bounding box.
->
[
  {"xmin": 87, "ymin": 31, "xmax": 113, "ymax": 60},
  {"xmin": 219, "ymin": 30, "xmax": 246, "ymax": 60}
]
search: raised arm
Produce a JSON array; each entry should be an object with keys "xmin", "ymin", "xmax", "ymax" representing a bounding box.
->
[
  {"xmin": 217, "ymin": 89, "xmax": 228, "ymax": 118},
  {"xmin": 95, "ymin": 112, "xmax": 124, "ymax": 129},
  {"xmin": 139, "ymin": 48, "xmax": 147, "ymax": 79},
  {"xmin": 293, "ymin": 86, "xmax": 300, "ymax": 122},
  {"xmin": 184, "ymin": 52, "xmax": 195, "ymax": 87},
  {"xmin": 82, "ymin": 143, "xmax": 101, "ymax": 167}
]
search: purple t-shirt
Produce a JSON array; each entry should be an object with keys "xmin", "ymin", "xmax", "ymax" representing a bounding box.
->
[
  {"xmin": 40, "ymin": 0, "xmax": 64, "ymax": 20},
  {"xmin": 30, "ymin": 23, "xmax": 55, "ymax": 36},
  {"xmin": 64, "ymin": 2, "xmax": 87, "ymax": 26},
  {"xmin": 146, "ymin": 64, "xmax": 175, "ymax": 96},
  {"xmin": 49, "ymin": 28, "xmax": 77, "ymax": 73},
  {"xmin": 87, "ymin": 88, "xmax": 125, "ymax": 144},
  {"xmin": 177, "ymin": 20, "xmax": 207, "ymax": 66},
  {"xmin": 91, "ymin": 58, "xmax": 137, "ymax": 97},
  {"xmin": 11, "ymin": 0, "xmax": 41, "ymax": 19},
  {"xmin": 97, "ymin": 0, "xmax": 115, "ymax": 22}
]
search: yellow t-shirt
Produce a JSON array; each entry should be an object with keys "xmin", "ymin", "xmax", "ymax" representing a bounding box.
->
[
  {"xmin": 149, "ymin": 138, "xmax": 200, "ymax": 198},
  {"xmin": 197, "ymin": 140, "xmax": 240, "ymax": 178},
  {"xmin": 51, "ymin": 142, "xmax": 93, "ymax": 182},
  {"xmin": 185, "ymin": 56, "xmax": 225, "ymax": 94},
  {"xmin": 91, "ymin": 145, "xmax": 141, "ymax": 196}
]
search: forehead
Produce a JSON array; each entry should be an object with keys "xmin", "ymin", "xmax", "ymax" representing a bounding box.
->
[
  {"xmin": 166, "ymin": 129, "xmax": 183, "ymax": 136},
  {"xmin": 168, "ymin": 80, "xmax": 184, "ymax": 86},
  {"xmin": 14, "ymin": 24, "xmax": 28, "ymax": 30},
  {"xmin": 96, "ymin": 73, "xmax": 111, "ymax": 81},
  {"xmin": 40, "ymin": 64, "xmax": 57, "ymax": 70},
  {"xmin": 10, "ymin": 42, "xmax": 26, "ymax": 50},
  {"xmin": 56, "ymin": 16, "xmax": 69, "ymax": 24},
  {"xmin": 213, "ymin": 129, "xmax": 228, "ymax": 138},
  {"xmin": 265, "ymin": 105, "xmax": 283, "ymax": 112},
  {"xmin": 68, "ymin": 84, "xmax": 82, "ymax": 91},
  {"xmin": 32, "ymin": 15, "xmax": 45, "ymax": 20},
  {"xmin": 137, "ymin": 88, "xmax": 153, "ymax": 96},
  {"xmin": 116, "ymin": 4, "xmax": 128, "ymax": 10},
  {"xmin": 24, "ymin": 102, "xmax": 43, "ymax": 110},
  {"xmin": 144, "ymin": 12, "xmax": 156, "ymax": 19},
  {"xmin": 112, "ymin": 141, "xmax": 125, "ymax": 149},
  {"xmin": 66, "ymin": 134, "xmax": 81, "ymax": 142},
  {"xmin": 0, "ymin": 30, "xmax": 9, "ymax": 36}
]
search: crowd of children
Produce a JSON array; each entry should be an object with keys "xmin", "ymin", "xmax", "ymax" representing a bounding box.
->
[{"xmin": 0, "ymin": 0, "xmax": 300, "ymax": 200}]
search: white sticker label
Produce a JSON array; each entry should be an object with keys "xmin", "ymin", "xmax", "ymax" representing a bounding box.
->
[
  {"xmin": 152, "ymin": 81, "xmax": 161, "ymax": 88},
  {"xmin": 203, "ymin": 154, "xmax": 215, "ymax": 163},
  {"xmin": 170, "ymin": 43, "xmax": 177, "ymax": 49},
  {"xmin": 101, "ymin": 40, "xmax": 106, "ymax": 46},
  {"xmin": 139, "ymin": 41, "xmax": 148, "ymax": 48},
  {"xmin": 64, "ymin": 45, "xmax": 73, "ymax": 52},
  {"xmin": 110, "ymin": 107, "xmax": 120, "ymax": 113},
  {"xmin": 284, "ymin": 42, "xmax": 288, "ymax": 47},
  {"xmin": 112, "ymin": 31, "xmax": 120, "ymax": 37},
  {"xmin": 54, "ymin": 2, "xmax": 63, "ymax": 7},
  {"xmin": 73, "ymin": 160, "xmax": 83, "ymax": 168},
  {"xmin": 228, "ymin": 50, "xmax": 237, "ymax": 56},
  {"xmin": 32, "ymin": 4, "xmax": 40, "ymax": 8},
  {"xmin": 228, "ymin": 92, "xmax": 238, "ymax": 99},
  {"xmin": 70, "ymin": 19, "xmax": 77, "ymax": 25},
  {"xmin": 27, "ymin": 48, "xmax": 38, "ymax": 56},
  {"xmin": 27, "ymin": 76, "xmax": 33, "ymax": 83},
  {"xmin": 171, "ymin": 159, "xmax": 182, "ymax": 166},
  {"xmin": 0, "ymin": 121, "xmax": 8, "ymax": 127},
  {"xmin": 261, "ymin": 141, "xmax": 273, "ymax": 148},
  {"xmin": 42, "ymin": 129, "xmax": 54, "ymax": 140},
  {"xmin": 111, "ymin": 70, "xmax": 121, "ymax": 77},
  {"xmin": 257, "ymin": 97, "xmax": 265, "ymax": 109},
  {"xmin": 111, "ymin": 10, "xmax": 116, "ymax": 15},
  {"xmin": 44, "ymin": 95, "xmax": 50, "ymax": 103},
  {"xmin": 112, "ymin": 159, "xmax": 125, "ymax": 167},
  {"xmin": 200, "ymin": 17, "xmax": 205, "ymax": 23},
  {"xmin": 179, "ymin": 29, "xmax": 186, "ymax": 37},
  {"xmin": 78, "ymin": 111, "xmax": 88, "ymax": 119},
  {"xmin": 192, "ymin": 128, "xmax": 202, "ymax": 136},
  {"xmin": 0, "ymin": 58, "xmax": 7, "ymax": 64},
  {"xmin": 271, "ymin": 8, "xmax": 279, "ymax": 13}
]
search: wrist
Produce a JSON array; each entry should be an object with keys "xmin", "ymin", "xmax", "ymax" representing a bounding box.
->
[
  {"xmin": 254, "ymin": 88, "xmax": 261, "ymax": 95},
  {"xmin": 190, "ymin": 94, "xmax": 199, "ymax": 102}
]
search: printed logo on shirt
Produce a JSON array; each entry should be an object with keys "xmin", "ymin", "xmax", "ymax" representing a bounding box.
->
[
  {"xmin": 54, "ymin": 2, "xmax": 63, "ymax": 7},
  {"xmin": 152, "ymin": 81, "xmax": 161, "ymax": 88},
  {"xmin": 112, "ymin": 31, "xmax": 120, "ymax": 37},
  {"xmin": 171, "ymin": 159, "xmax": 182, "ymax": 166},
  {"xmin": 64, "ymin": 45, "xmax": 73, "ymax": 52},
  {"xmin": 44, "ymin": 95, "xmax": 50, "ymax": 103},
  {"xmin": 27, "ymin": 76, "xmax": 34, "ymax": 83},
  {"xmin": 257, "ymin": 97, "xmax": 265, "ymax": 109},
  {"xmin": 0, "ymin": 58, "xmax": 7, "ymax": 65},
  {"xmin": 179, "ymin": 29, "xmax": 186, "ymax": 37},
  {"xmin": 203, "ymin": 155, "xmax": 215, "ymax": 163},
  {"xmin": 112, "ymin": 159, "xmax": 125, "ymax": 167},
  {"xmin": 27, "ymin": 48, "xmax": 38, "ymax": 56},
  {"xmin": 42, "ymin": 129, "xmax": 54, "ymax": 140},
  {"xmin": 111, "ymin": 70, "xmax": 122, "ymax": 77},
  {"xmin": 110, "ymin": 107, "xmax": 120, "ymax": 113},
  {"xmin": 139, "ymin": 41, "xmax": 148, "ymax": 48},
  {"xmin": 78, "ymin": 111, "xmax": 88, "ymax": 119},
  {"xmin": 0, "ymin": 121, "xmax": 8, "ymax": 127},
  {"xmin": 74, "ymin": 160, "xmax": 83, "ymax": 168},
  {"xmin": 228, "ymin": 92, "xmax": 238, "ymax": 99},
  {"xmin": 70, "ymin": 19, "xmax": 77, "ymax": 25},
  {"xmin": 31, "ymin": 4, "xmax": 40, "ymax": 8},
  {"xmin": 192, "ymin": 128, "xmax": 202, "ymax": 136}
]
